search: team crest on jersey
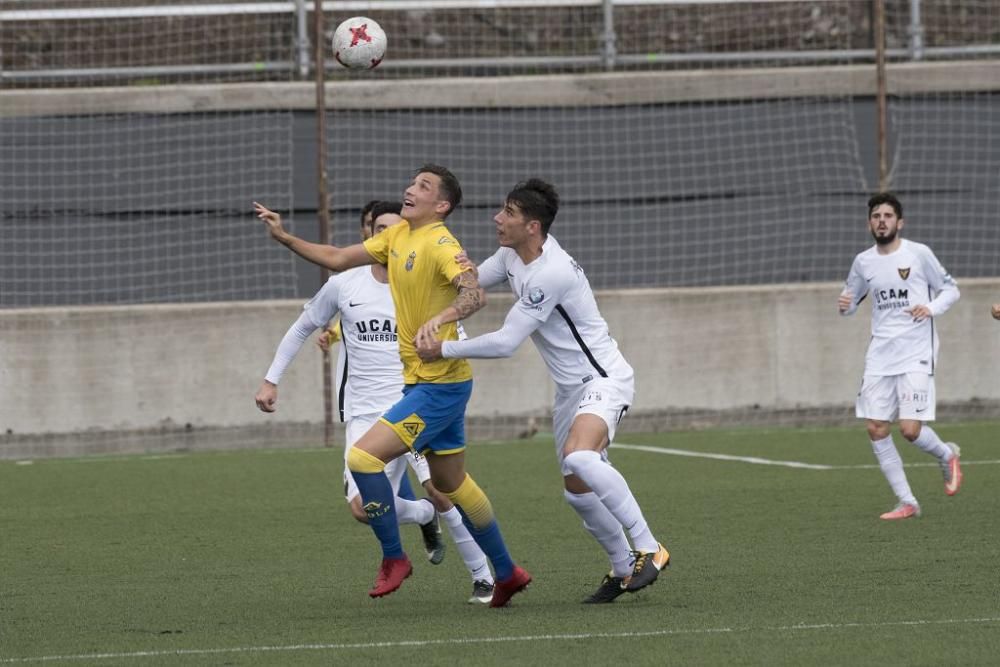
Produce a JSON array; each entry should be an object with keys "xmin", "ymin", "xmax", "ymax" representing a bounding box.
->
[
  {"xmin": 523, "ymin": 287, "xmax": 544, "ymax": 305},
  {"xmin": 898, "ymin": 267, "xmax": 910, "ymax": 280},
  {"xmin": 405, "ymin": 251, "xmax": 416, "ymax": 271}
]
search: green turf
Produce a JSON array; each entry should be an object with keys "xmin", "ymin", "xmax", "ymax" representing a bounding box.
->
[{"xmin": 3, "ymin": 423, "xmax": 1000, "ymax": 665}]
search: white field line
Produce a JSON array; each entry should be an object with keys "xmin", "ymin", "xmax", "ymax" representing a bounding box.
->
[
  {"xmin": 612, "ymin": 443, "xmax": 834, "ymax": 469},
  {"xmin": 3, "ymin": 617, "xmax": 999, "ymax": 663},
  {"xmin": 612, "ymin": 443, "xmax": 1000, "ymax": 470},
  {"xmin": 9, "ymin": 440, "xmax": 1000, "ymax": 471}
]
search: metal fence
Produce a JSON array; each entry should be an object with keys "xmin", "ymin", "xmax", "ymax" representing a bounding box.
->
[{"xmin": 3, "ymin": 0, "xmax": 999, "ymax": 82}]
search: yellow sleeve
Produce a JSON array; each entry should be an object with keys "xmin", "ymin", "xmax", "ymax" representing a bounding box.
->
[
  {"xmin": 430, "ymin": 231, "xmax": 467, "ymax": 284},
  {"xmin": 363, "ymin": 225, "xmax": 392, "ymax": 264}
]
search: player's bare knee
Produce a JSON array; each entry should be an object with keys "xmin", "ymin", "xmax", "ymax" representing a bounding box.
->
[
  {"xmin": 426, "ymin": 454, "xmax": 465, "ymax": 494},
  {"xmin": 899, "ymin": 421, "xmax": 922, "ymax": 442},
  {"xmin": 562, "ymin": 435, "xmax": 606, "ymax": 457},
  {"xmin": 866, "ymin": 420, "xmax": 890, "ymax": 441},
  {"xmin": 563, "ymin": 473, "xmax": 592, "ymax": 495}
]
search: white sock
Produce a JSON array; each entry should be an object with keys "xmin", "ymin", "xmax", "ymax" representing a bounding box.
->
[
  {"xmin": 910, "ymin": 425, "xmax": 953, "ymax": 461},
  {"xmin": 563, "ymin": 450, "xmax": 658, "ymax": 553},
  {"xmin": 395, "ymin": 497, "xmax": 434, "ymax": 526},
  {"xmin": 563, "ymin": 489, "xmax": 633, "ymax": 578},
  {"xmin": 440, "ymin": 507, "xmax": 493, "ymax": 583},
  {"xmin": 871, "ymin": 436, "xmax": 918, "ymax": 505}
]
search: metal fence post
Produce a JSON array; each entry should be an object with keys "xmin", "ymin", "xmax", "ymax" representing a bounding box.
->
[
  {"xmin": 908, "ymin": 0, "xmax": 924, "ymax": 61},
  {"xmin": 295, "ymin": 0, "xmax": 311, "ymax": 78},
  {"xmin": 601, "ymin": 0, "xmax": 617, "ymax": 70}
]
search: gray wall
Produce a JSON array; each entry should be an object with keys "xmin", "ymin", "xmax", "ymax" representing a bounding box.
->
[
  {"xmin": 3, "ymin": 281, "xmax": 999, "ymax": 458},
  {"xmin": 4, "ymin": 96, "xmax": 998, "ymax": 309}
]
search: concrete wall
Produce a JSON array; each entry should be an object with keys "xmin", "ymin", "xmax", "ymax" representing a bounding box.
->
[{"xmin": 3, "ymin": 280, "xmax": 999, "ymax": 441}]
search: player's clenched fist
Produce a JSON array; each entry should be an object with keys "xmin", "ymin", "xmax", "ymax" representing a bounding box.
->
[
  {"xmin": 255, "ymin": 380, "xmax": 278, "ymax": 413},
  {"xmin": 992, "ymin": 303, "xmax": 1000, "ymax": 320},
  {"xmin": 837, "ymin": 291, "xmax": 853, "ymax": 314}
]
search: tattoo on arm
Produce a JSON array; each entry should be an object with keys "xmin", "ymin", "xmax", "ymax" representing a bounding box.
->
[{"xmin": 452, "ymin": 271, "xmax": 484, "ymax": 319}]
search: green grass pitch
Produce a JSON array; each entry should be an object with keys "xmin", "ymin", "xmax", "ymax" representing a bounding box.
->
[{"xmin": 3, "ymin": 422, "xmax": 1000, "ymax": 665}]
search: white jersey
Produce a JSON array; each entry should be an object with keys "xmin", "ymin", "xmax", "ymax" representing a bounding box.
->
[
  {"xmin": 476, "ymin": 235, "xmax": 633, "ymax": 387},
  {"xmin": 259, "ymin": 266, "xmax": 403, "ymax": 422},
  {"xmin": 841, "ymin": 239, "xmax": 960, "ymax": 376},
  {"xmin": 310, "ymin": 268, "xmax": 403, "ymax": 421}
]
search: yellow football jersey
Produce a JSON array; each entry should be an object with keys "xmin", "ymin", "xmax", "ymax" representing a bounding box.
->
[{"xmin": 363, "ymin": 220, "xmax": 473, "ymax": 384}]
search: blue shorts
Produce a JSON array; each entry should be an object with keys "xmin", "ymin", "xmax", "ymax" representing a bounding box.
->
[{"xmin": 379, "ymin": 380, "xmax": 472, "ymax": 455}]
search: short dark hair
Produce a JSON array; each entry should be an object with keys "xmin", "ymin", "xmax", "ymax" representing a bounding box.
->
[
  {"xmin": 868, "ymin": 192, "xmax": 902, "ymax": 219},
  {"xmin": 370, "ymin": 200, "xmax": 402, "ymax": 223},
  {"xmin": 416, "ymin": 163, "xmax": 462, "ymax": 218},
  {"xmin": 359, "ymin": 199, "xmax": 380, "ymax": 226},
  {"xmin": 506, "ymin": 178, "xmax": 559, "ymax": 235}
]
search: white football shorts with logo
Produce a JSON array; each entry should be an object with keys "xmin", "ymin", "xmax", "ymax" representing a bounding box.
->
[
  {"xmin": 343, "ymin": 411, "xmax": 432, "ymax": 502},
  {"xmin": 855, "ymin": 372, "xmax": 936, "ymax": 422},
  {"xmin": 553, "ymin": 376, "xmax": 634, "ymax": 475}
]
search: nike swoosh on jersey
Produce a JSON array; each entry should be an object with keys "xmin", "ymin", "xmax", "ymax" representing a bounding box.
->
[{"xmin": 349, "ymin": 301, "xmax": 364, "ymax": 307}]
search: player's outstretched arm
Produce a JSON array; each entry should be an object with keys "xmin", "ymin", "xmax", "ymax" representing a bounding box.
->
[
  {"xmin": 417, "ymin": 305, "xmax": 543, "ymax": 362},
  {"xmin": 253, "ymin": 202, "xmax": 374, "ymax": 272}
]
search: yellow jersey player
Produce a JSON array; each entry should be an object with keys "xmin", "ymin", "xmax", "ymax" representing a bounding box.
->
[
  {"xmin": 254, "ymin": 164, "xmax": 530, "ymax": 607},
  {"xmin": 257, "ymin": 201, "xmax": 496, "ymax": 604}
]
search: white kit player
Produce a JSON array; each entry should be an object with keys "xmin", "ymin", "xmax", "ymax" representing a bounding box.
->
[
  {"xmin": 255, "ymin": 201, "xmax": 495, "ymax": 603},
  {"xmin": 839, "ymin": 192, "xmax": 963, "ymax": 520},
  {"xmin": 414, "ymin": 179, "xmax": 670, "ymax": 603}
]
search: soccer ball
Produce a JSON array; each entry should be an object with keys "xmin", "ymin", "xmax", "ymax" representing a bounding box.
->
[{"xmin": 332, "ymin": 17, "xmax": 387, "ymax": 70}]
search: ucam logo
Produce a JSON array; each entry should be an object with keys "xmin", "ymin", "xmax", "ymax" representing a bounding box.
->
[{"xmin": 874, "ymin": 287, "xmax": 908, "ymax": 303}]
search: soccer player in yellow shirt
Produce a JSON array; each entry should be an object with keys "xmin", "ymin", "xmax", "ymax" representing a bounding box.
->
[{"xmin": 254, "ymin": 164, "xmax": 530, "ymax": 607}]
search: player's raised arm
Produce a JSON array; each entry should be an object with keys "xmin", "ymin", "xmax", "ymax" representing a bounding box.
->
[{"xmin": 253, "ymin": 202, "xmax": 375, "ymax": 272}]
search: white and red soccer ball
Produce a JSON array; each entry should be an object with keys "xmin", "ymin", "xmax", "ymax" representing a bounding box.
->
[{"xmin": 332, "ymin": 17, "xmax": 387, "ymax": 70}]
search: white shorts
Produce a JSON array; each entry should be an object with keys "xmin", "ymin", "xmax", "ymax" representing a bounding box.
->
[
  {"xmin": 343, "ymin": 412, "xmax": 431, "ymax": 503},
  {"xmin": 553, "ymin": 376, "xmax": 634, "ymax": 476},
  {"xmin": 856, "ymin": 373, "xmax": 936, "ymax": 422}
]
